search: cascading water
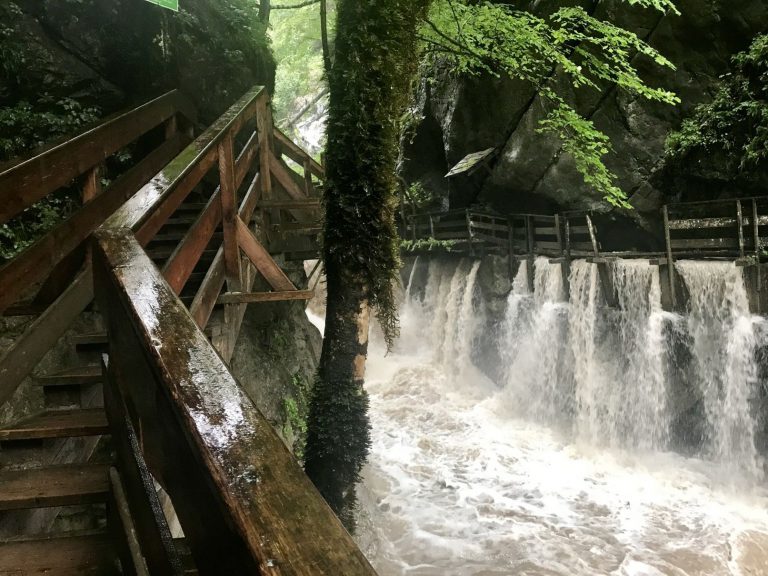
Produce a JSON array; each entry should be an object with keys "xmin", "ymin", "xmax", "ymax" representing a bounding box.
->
[
  {"xmin": 676, "ymin": 261, "xmax": 766, "ymax": 483},
  {"xmin": 356, "ymin": 256, "xmax": 768, "ymax": 575}
]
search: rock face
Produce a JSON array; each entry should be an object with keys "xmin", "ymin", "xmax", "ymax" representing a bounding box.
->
[
  {"xmin": 230, "ymin": 265, "xmax": 323, "ymax": 458},
  {"xmin": 1, "ymin": 0, "xmax": 275, "ymax": 156},
  {"xmin": 402, "ymin": 0, "xmax": 768, "ymax": 218}
]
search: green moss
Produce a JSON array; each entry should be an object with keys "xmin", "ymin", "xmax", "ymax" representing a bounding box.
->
[{"xmin": 666, "ymin": 33, "xmax": 768, "ymax": 174}]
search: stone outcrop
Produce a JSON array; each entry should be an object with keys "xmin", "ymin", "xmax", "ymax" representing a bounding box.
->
[{"xmin": 402, "ymin": 0, "xmax": 768, "ymax": 219}]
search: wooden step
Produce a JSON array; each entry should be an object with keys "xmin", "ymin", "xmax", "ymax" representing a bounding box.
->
[
  {"xmin": 0, "ymin": 409, "xmax": 109, "ymax": 442},
  {"xmin": 72, "ymin": 332, "xmax": 108, "ymax": 351},
  {"xmin": 0, "ymin": 533, "xmax": 118, "ymax": 575},
  {"xmin": 37, "ymin": 365, "xmax": 102, "ymax": 388},
  {"xmin": 0, "ymin": 464, "xmax": 110, "ymax": 511}
]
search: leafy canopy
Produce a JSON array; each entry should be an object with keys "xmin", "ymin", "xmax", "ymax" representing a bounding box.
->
[{"xmin": 420, "ymin": 0, "xmax": 680, "ymax": 207}]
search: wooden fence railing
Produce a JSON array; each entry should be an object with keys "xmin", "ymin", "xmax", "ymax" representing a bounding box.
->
[
  {"xmin": 0, "ymin": 90, "xmax": 196, "ymax": 406},
  {"xmin": 94, "ymin": 85, "xmax": 376, "ymax": 575}
]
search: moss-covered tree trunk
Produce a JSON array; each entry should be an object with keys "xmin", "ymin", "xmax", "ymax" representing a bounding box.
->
[{"xmin": 304, "ymin": 0, "xmax": 430, "ymax": 529}]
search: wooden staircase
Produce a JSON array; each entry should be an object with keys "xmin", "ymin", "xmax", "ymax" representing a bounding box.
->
[{"xmin": 0, "ymin": 86, "xmax": 376, "ymax": 575}]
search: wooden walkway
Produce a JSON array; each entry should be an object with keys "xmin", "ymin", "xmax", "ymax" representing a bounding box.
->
[
  {"xmin": 0, "ymin": 87, "xmax": 373, "ymax": 575},
  {"xmin": 405, "ymin": 199, "xmax": 768, "ymax": 312}
]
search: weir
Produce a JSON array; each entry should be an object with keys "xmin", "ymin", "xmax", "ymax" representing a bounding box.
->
[{"xmin": 405, "ymin": 256, "xmax": 768, "ymax": 482}]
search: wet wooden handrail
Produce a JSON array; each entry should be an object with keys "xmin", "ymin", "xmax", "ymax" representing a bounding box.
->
[
  {"xmin": 0, "ymin": 90, "xmax": 195, "ymax": 226},
  {"xmin": 94, "ymin": 86, "xmax": 377, "ymax": 575},
  {"xmin": 0, "ymin": 91, "xmax": 196, "ymax": 407}
]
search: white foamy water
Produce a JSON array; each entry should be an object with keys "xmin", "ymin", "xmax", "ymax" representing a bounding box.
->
[{"xmin": 356, "ymin": 258, "xmax": 768, "ymax": 576}]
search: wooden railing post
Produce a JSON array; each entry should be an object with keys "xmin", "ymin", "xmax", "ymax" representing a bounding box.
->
[
  {"xmin": 663, "ymin": 205, "xmax": 677, "ymax": 308},
  {"xmin": 753, "ymin": 199, "xmax": 761, "ymax": 312},
  {"xmin": 555, "ymin": 213, "xmax": 570, "ymax": 299},
  {"xmin": 466, "ymin": 209, "xmax": 474, "ymax": 256},
  {"xmin": 526, "ymin": 215, "xmax": 535, "ymax": 293},
  {"xmin": 218, "ymin": 133, "xmax": 242, "ymax": 292},
  {"xmin": 737, "ymin": 199, "xmax": 745, "ymax": 258},
  {"xmin": 507, "ymin": 218, "xmax": 515, "ymax": 280}
]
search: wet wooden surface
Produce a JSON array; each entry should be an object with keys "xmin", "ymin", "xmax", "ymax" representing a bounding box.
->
[{"xmin": 94, "ymin": 228, "xmax": 377, "ymax": 575}]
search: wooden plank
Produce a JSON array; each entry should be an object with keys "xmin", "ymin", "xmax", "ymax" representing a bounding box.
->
[
  {"xmin": 101, "ymin": 356, "xmax": 186, "ymax": 576},
  {"xmin": 585, "ymin": 214, "xmax": 600, "ymax": 256},
  {"xmin": 109, "ymin": 468, "xmax": 152, "ymax": 576},
  {"xmin": 218, "ymin": 134, "xmax": 242, "ymax": 290},
  {"xmin": 235, "ymin": 217, "xmax": 296, "ymax": 292},
  {"xmin": 269, "ymin": 153, "xmax": 308, "ymax": 201},
  {"xmin": 0, "ymin": 90, "xmax": 193, "ymax": 225},
  {"xmin": 189, "ymin": 172, "xmax": 262, "ymax": 329},
  {"xmin": 217, "ymin": 290, "xmax": 314, "ymax": 304},
  {"xmin": 0, "ymin": 533, "xmax": 119, "ymax": 576},
  {"xmin": 0, "ymin": 409, "xmax": 108, "ymax": 441},
  {"xmin": 0, "ymin": 269, "xmax": 94, "ymax": 407},
  {"xmin": 37, "ymin": 365, "xmax": 102, "ymax": 388},
  {"xmin": 93, "ymin": 229, "xmax": 377, "ymax": 575},
  {"xmin": 134, "ymin": 147, "xmax": 218, "ymax": 246},
  {"xmin": 256, "ymin": 97, "xmax": 274, "ymax": 201},
  {"xmin": 233, "ymin": 131, "xmax": 260, "ymax": 189},
  {"xmin": 470, "ymin": 221, "xmax": 509, "ymax": 233},
  {"xmin": 104, "ymin": 86, "xmax": 265, "ymax": 235},
  {"xmin": 669, "ymin": 237, "xmax": 740, "ymax": 249},
  {"xmin": 257, "ymin": 199, "xmax": 320, "ymax": 209},
  {"xmin": 0, "ymin": 136, "xmax": 185, "ymax": 316},
  {"xmin": 162, "ymin": 197, "xmax": 222, "ymax": 295},
  {"xmin": 0, "ymin": 464, "xmax": 109, "ymax": 511},
  {"xmin": 274, "ymin": 128, "xmax": 324, "ymax": 178}
]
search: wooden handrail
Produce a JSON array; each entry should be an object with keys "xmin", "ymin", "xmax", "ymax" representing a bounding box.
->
[
  {"xmin": 0, "ymin": 90, "xmax": 195, "ymax": 226},
  {"xmin": 0, "ymin": 92, "xmax": 196, "ymax": 405},
  {"xmin": 94, "ymin": 86, "xmax": 377, "ymax": 574}
]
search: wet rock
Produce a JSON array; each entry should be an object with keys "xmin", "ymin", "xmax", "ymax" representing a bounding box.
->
[{"xmin": 403, "ymin": 0, "xmax": 768, "ymax": 218}]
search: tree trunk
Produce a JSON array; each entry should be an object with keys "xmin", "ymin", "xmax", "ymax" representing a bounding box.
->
[
  {"xmin": 320, "ymin": 0, "xmax": 332, "ymax": 74},
  {"xmin": 258, "ymin": 0, "xmax": 271, "ymax": 23},
  {"xmin": 304, "ymin": 0, "xmax": 431, "ymax": 530}
]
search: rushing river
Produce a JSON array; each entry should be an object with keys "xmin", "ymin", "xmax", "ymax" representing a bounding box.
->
[{"xmin": 351, "ymin": 258, "xmax": 768, "ymax": 576}]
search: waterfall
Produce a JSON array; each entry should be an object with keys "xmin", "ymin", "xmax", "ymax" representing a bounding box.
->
[
  {"xmin": 401, "ymin": 257, "xmax": 766, "ymax": 478},
  {"xmin": 361, "ymin": 257, "xmax": 768, "ymax": 575},
  {"xmin": 676, "ymin": 261, "xmax": 766, "ymax": 481}
]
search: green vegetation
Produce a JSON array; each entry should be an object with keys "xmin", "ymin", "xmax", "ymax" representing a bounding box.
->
[
  {"xmin": 421, "ymin": 1, "xmax": 680, "ymax": 207},
  {"xmin": 400, "ymin": 238, "xmax": 458, "ymax": 253},
  {"xmin": 667, "ymin": 33, "xmax": 767, "ymax": 174},
  {"xmin": 270, "ymin": 1, "xmax": 335, "ymax": 141},
  {"xmin": 282, "ymin": 372, "xmax": 311, "ymax": 460}
]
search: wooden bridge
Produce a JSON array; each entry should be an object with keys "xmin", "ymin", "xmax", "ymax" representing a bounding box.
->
[
  {"xmin": 0, "ymin": 87, "xmax": 375, "ymax": 574},
  {"xmin": 405, "ymin": 199, "xmax": 768, "ymax": 313}
]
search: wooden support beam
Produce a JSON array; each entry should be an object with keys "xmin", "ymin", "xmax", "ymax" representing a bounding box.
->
[
  {"xmin": 737, "ymin": 200, "xmax": 745, "ymax": 258},
  {"xmin": 269, "ymin": 153, "xmax": 308, "ymax": 200},
  {"xmin": 219, "ymin": 134, "xmax": 242, "ymax": 291},
  {"xmin": 234, "ymin": 131, "xmax": 260, "ymax": 189},
  {"xmin": 554, "ymin": 214, "xmax": 569, "ymax": 299},
  {"xmin": 257, "ymin": 199, "xmax": 321, "ymax": 209},
  {"xmin": 256, "ymin": 97, "xmax": 273, "ymax": 201},
  {"xmin": 101, "ymin": 356, "xmax": 185, "ymax": 576},
  {"xmin": 274, "ymin": 128, "xmax": 324, "ymax": 178},
  {"xmin": 189, "ymin": 172, "xmax": 262, "ymax": 330},
  {"xmin": 0, "ymin": 269, "xmax": 93, "ymax": 407},
  {"xmin": 217, "ymin": 290, "xmax": 313, "ymax": 305},
  {"xmin": 235, "ymin": 217, "xmax": 296, "ymax": 292},
  {"xmin": 162, "ymin": 192, "xmax": 223, "ymax": 294}
]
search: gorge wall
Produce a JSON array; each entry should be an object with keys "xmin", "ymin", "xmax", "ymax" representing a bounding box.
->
[
  {"xmin": 401, "ymin": 0, "xmax": 768, "ymax": 229},
  {"xmin": 0, "ymin": 0, "xmax": 275, "ymax": 161}
]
